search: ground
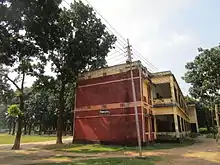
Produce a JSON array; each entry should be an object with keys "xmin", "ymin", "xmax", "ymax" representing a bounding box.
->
[
  {"xmin": 0, "ymin": 134, "xmax": 65, "ymax": 144},
  {"xmin": 0, "ymin": 136, "xmax": 219, "ymax": 165}
]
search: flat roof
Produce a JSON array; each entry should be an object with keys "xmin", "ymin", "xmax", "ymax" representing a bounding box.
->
[
  {"xmin": 151, "ymin": 71, "xmax": 172, "ymax": 77},
  {"xmin": 79, "ymin": 60, "xmax": 141, "ymax": 75}
]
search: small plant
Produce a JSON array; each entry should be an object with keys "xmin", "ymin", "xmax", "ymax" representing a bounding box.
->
[
  {"xmin": 199, "ymin": 127, "xmax": 209, "ymax": 134},
  {"xmin": 210, "ymin": 126, "xmax": 218, "ymax": 134},
  {"xmin": 7, "ymin": 104, "xmax": 23, "ymax": 117},
  {"xmin": 189, "ymin": 133, "xmax": 199, "ymax": 138},
  {"xmin": 205, "ymin": 133, "xmax": 214, "ymax": 138}
]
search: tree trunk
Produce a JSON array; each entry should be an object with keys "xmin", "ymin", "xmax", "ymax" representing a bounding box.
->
[
  {"xmin": 211, "ymin": 109, "xmax": 214, "ymax": 126},
  {"xmin": 70, "ymin": 120, "xmax": 73, "ymax": 136},
  {"xmin": 12, "ymin": 95, "xmax": 24, "ymax": 150},
  {"xmin": 38, "ymin": 124, "xmax": 42, "ymax": 135},
  {"xmin": 12, "ymin": 115, "xmax": 22, "ymax": 150},
  {"xmin": 24, "ymin": 121, "xmax": 27, "ymax": 135},
  {"xmin": 12, "ymin": 121, "xmax": 16, "ymax": 135},
  {"xmin": 28, "ymin": 123, "xmax": 32, "ymax": 135},
  {"xmin": 8, "ymin": 121, "xmax": 12, "ymax": 134},
  {"xmin": 56, "ymin": 81, "xmax": 65, "ymax": 144}
]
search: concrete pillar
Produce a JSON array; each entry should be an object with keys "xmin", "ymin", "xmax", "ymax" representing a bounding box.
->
[
  {"xmin": 176, "ymin": 86, "xmax": 179, "ymax": 105},
  {"xmin": 179, "ymin": 117, "xmax": 183, "ymax": 133},
  {"xmin": 148, "ymin": 117, "xmax": 151, "ymax": 141},
  {"xmin": 174, "ymin": 114, "xmax": 180, "ymax": 138},
  {"xmin": 195, "ymin": 107, "xmax": 199, "ymax": 133},
  {"xmin": 154, "ymin": 115, "xmax": 157, "ymax": 139},
  {"xmin": 141, "ymin": 107, "xmax": 145, "ymax": 143},
  {"xmin": 170, "ymin": 76, "xmax": 176, "ymax": 103},
  {"xmin": 183, "ymin": 119, "xmax": 186, "ymax": 133},
  {"xmin": 182, "ymin": 118, "xmax": 186, "ymax": 136}
]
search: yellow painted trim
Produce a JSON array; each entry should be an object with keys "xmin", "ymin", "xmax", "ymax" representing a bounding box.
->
[
  {"xmin": 75, "ymin": 113, "xmax": 142, "ymax": 119},
  {"xmin": 176, "ymin": 106, "xmax": 190, "ymax": 122},
  {"xmin": 153, "ymin": 106, "xmax": 190, "ymax": 122},
  {"xmin": 79, "ymin": 61, "xmax": 141, "ymax": 80},
  {"xmin": 151, "ymin": 75, "xmax": 171, "ymax": 84},
  {"xmin": 153, "ymin": 107, "xmax": 174, "ymax": 115},
  {"xmin": 75, "ymin": 101, "xmax": 142, "ymax": 111}
]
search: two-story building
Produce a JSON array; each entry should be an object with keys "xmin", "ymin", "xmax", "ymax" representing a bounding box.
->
[
  {"xmin": 73, "ymin": 61, "xmax": 199, "ymax": 144},
  {"xmin": 73, "ymin": 61, "xmax": 156, "ymax": 145},
  {"xmin": 151, "ymin": 71, "xmax": 196, "ymax": 140}
]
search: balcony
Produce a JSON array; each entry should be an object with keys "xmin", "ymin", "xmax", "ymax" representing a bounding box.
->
[
  {"xmin": 152, "ymin": 83, "xmax": 173, "ymax": 107},
  {"xmin": 153, "ymin": 98, "xmax": 173, "ymax": 107}
]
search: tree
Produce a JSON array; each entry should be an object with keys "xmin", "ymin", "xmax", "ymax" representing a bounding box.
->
[
  {"xmin": 32, "ymin": 78, "xmax": 75, "ymax": 135},
  {"xmin": 0, "ymin": 1, "xmax": 46, "ymax": 149},
  {"xmin": 1, "ymin": 0, "xmax": 116, "ymax": 146},
  {"xmin": 0, "ymin": 68, "xmax": 14, "ymax": 130},
  {"xmin": 54, "ymin": 2, "xmax": 116, "ymax": 143},
  {"xmin": 183, "ymin": 46, "xmax": 220, "ymax": 101},
  {"xmin": 183, "ymin": 46, "xmax": 220, "ymax": 130},
  {"xmin": 24, "ymin": 85, "xmax": 58, "ymax": 135},
  {"xmin": 34, "ymin": 1, "xmax": 116, "ymax": 144}
]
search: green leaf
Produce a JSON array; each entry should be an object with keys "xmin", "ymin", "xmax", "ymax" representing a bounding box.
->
[{"xmin": 7, "ymin": 104, "xmax": 23, "ymax": 116}]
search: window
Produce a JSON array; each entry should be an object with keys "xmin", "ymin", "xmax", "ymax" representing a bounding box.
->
[{"xmin": 154, "ymin": 83, "xmax": 171, "ymax": 99}]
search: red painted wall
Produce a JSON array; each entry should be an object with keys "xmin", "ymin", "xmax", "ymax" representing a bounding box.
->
[
  {"xmin": 74, "ymin": 68, "xmax": 154, "ymax": 144},
  {"xmin": 76, "ymin": 70, "xmax": 141, "ymax": 107},
  {"xmin": 74, "ymin": 107, "xmax": 143, "ymax": 145}
]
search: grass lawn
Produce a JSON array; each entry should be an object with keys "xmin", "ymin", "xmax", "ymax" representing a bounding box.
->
[
  {"xmin": 44, "ymin": 139, "xmax": 196, "ymax": 153},
  {"xmin": 0, "ymin": 133, "xmax": 58, "ymax": 144},
  {"xmin": 29, "ymin": 157, "xmax": 162, "ymax": 165}
]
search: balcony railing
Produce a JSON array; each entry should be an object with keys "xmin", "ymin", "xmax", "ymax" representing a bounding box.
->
[{"xmin": 153, "ymin": 98, "xmax": 172, "ymax": 105}]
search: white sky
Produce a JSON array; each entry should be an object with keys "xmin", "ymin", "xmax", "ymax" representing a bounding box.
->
[
  {"xmin": 12, "ymin": 0, "xmax": 207, "ymax": 95},
  {"xmin": 77, "ymin": 0, "xmax": 200, "ymax": 95}
]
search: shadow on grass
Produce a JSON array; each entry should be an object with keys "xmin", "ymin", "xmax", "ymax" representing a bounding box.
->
[
  {"xmin": 0, "ymin": 149, "xmax": 95, "ymax": 165},
  {"xmin": 28, "ymin": 156, "xmax": 162, "ymax": 165},
  {"xmin": 43, "ymin": 139, "xmax": 197, "ymax": 153}
]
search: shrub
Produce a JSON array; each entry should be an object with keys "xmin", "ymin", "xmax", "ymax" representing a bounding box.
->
[
  {"xmin": 205, "ymin": 133, "xmax": 215, "ymax": 139},
  {"xmin": 189, "ymin": 133, "xmax": 199, "ymax": 138},
  {"xmin": 210, "ymin": 126, "xmax": 218, "ymax": 134},
  {"xmin": 7, "ymin": 104, "xmax": 23, "ymax": 117},
  {"xmin": 199, "ymin": 127, "xmax": 209, "ymax": 134}
]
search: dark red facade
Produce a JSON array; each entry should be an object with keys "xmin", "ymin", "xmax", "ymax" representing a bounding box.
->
[{"xmin": 73, "ymin": 68, "xmax": 154, "ymax": 145}]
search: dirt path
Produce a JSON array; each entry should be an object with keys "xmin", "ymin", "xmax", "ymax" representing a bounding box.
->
[
  {"xmin": 0, "ymin": 137, "xmax": 219, "ymax": 165},
  {"xmin": 148, "ymin": 137, "xmax": 220, "ymax": 165},
  {"xmin": 0, "ymin": 137, "xmax": 72, "ymax": 150}
]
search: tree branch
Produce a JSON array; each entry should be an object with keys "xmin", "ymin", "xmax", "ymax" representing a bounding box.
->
[
  {"xmin": 5, "ymin": 74, "xmax": 21, "ymax": 91},
  {"xmin": 21, "ymin": 71, "xmax": 25, "ymax": 92}
]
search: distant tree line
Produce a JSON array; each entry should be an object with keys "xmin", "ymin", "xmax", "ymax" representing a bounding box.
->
[
  {"xmin": 0, "ymin": 0, "xmax": 116, "ymax": 149},
  {"xmin": 183, "ymin": 46, "xmax": 220, "ymax": 132},
  {"xmin": 0, "ymin": 85, "xmax": 73, "ymax": 136}
]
